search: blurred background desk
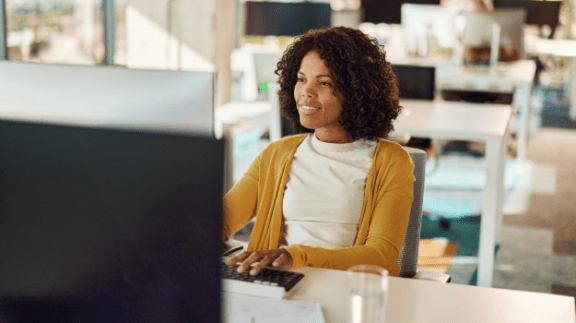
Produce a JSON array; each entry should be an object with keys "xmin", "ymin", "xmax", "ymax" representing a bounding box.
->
[
  {"xmin": 525, "ymin": 37, "xmax": 576, "ymax": 122},
  {"xmin": 436, "ymin": 60, "xmax": 537, "ymax": 162},
  {"xmin": 392, "ymin": 99, "xmax": 512, "ymax": 287},
  {"xmin": 389, "ymin": 58, "xmax": 536, "ymax": 162},
  {"xmin": 288, "ymin": 266, "xmax": 576, "ymax": 323}
]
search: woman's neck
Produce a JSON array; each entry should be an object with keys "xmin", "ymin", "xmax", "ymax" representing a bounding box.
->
[{"xmin": 314, "ymin": 130, "xmax": 354, "ymax": 143}]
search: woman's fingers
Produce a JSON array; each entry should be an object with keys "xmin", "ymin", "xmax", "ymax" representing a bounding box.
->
[
  {"xmin": 238, "ymin": 251, "xmax": 263, "ymax": 273},
  {"xmin": 225, "ymin": 250, "xmax": 251, "ymax": 266},
  {"xmin": 272, "ymin": 251, "xmax": 293, "ymax": 269},
  {"xmin": 225, "ymin": 249, "xmax": 293, "ymax": 275},
  {"xmin": 249, "ymin": 254, "xmax": 274, "ymax": 275},
  {"xmin": 272, "ymin": 253, "xmax": 287, "ymax": 268}
]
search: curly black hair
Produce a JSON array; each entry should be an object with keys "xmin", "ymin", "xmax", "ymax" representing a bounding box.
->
[{"xmin": 275, "ymin": 26, "xmax": 401, "ymax": 141}]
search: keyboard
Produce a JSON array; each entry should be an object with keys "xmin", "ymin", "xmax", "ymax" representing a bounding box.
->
[{"xmin": 221, "ymin": 262, "xmax": 305, "ymax": 299}]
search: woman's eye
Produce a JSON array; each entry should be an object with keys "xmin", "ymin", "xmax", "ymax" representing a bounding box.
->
[
  {"xmin": 297, "ymin": 78, "xmax": 304, "ymax": 83},
  {"xmin": 320, "ymin": 82, "xmax": 331, "ymax": 86}
]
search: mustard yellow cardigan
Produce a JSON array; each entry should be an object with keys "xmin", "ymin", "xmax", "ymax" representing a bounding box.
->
[{"xmin": 223, "ymin": 134, "xmax": 414, "ymax": 276}]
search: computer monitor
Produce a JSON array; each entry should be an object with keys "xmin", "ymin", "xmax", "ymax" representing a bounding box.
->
[
  {"xmin": 245, "ymin": 1, "xmax": 332, "ymax": 36},
  {"xmin": 391, "ymin": 64, "xmax": 435, "ymax": 100},
  {"xmin": 401, "ymin": 4, "xmax": 460, "ymax": 49},
  {"xmin": 0, "ymin": 119, "xmax": 225, "ymax": 322},
  {"xmin": 463, "ymin": 8, "xmax": 527, "ymax": 61},
  {"xmin": 361, "ymin": 0, "xmax": 441, "ymax": 25},
  {"xmin": 493, "ymin": 0, "xmax": 561, "ymax": 28},
  {"xmin": 0, "ymin": 61, "xmax": 215, "ymax": 137}
]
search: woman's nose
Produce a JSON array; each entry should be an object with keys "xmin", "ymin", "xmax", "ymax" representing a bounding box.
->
[{"xmin": 301, "ymin": 83, "xmax": 315, "ymax": 97}]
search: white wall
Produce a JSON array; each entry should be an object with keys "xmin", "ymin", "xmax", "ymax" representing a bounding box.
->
[{"xmin": 125, "ymin": 0, "xmax": 234, "ymax": 107}]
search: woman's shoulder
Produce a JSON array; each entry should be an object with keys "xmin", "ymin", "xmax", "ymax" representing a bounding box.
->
[
  {"xmin": 373, "ymin": 138, "xmax": 414, "ymax": 165},
  {"xmin": 260, "ymin": 134, "xmax": 308, "ymax": 157},
  {"xmin": 375, "ymin": 138, "xmax": 410, "ymax": 156}
]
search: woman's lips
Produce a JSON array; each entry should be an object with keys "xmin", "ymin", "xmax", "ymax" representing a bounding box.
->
[{"xmin": 298, "ymin": 105, "xmax": 321, "ymax": 115}]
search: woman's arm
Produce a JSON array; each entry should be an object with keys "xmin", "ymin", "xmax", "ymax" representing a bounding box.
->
[{"xmin": 222, "ymin": 152, "xmax": 261, "ymax": 241}]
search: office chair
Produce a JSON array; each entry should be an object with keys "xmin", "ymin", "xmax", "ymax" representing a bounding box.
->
[
  {"xmin": 401, "ymin": 147, "xmax": 451, "ymax": 283},
  {"xmin": 225, "ymin": 147, "xmax": 451, "ymax": 283}
]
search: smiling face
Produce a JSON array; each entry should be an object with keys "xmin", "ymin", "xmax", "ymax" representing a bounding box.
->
[{"xmin": 294, "ymin": 50, "xmax": 351, "ymax": 143}]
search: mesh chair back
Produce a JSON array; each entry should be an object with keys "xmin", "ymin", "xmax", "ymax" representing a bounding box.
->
[{"xmin": 398, "ymin": 147, "xmax": 426, "ymax": 278}]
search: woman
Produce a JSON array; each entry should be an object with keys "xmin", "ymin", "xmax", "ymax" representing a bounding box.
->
[{"xmin": 223, "ymin": 26, "xmax": 414, "ymax": 277}]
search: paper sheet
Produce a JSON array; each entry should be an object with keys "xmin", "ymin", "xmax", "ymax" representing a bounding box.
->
[{"xmin": 222, "ymin": 293, "xmax": 326, "ymax": 323}]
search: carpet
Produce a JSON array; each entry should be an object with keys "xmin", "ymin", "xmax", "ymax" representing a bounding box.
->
[{"xmin": 422, "ymin": 155, "xmax": 556, "ymax": 219}]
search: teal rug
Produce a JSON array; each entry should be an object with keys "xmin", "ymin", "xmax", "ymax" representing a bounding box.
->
[
  {"xmin": 424, "ymin": 161, "xmax": 523, "ymax": 191},
  {"xmin": 422, "ymin": 160, "xmax": 526, "ymax": 219},
  {"xmin": 423, "ymin": 197, "xmax": 477, "ymax": 219}
]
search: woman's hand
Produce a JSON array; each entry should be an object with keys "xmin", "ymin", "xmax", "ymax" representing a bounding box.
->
[{"xmin": 225, "ymin": 248, "xmax": 293, "ymax": 276}]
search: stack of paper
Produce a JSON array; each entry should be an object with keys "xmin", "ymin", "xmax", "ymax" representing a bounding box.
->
[{"xmin": 222, "ymin": 293, "xmax": 325, "ymax": 323}]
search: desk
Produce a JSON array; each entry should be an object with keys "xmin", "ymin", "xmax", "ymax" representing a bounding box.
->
[
  {"xmin": 392, "ymin": 99, "xmax": 513, "ymax": 287},
  {"xmin": 524, "ymin": 37, "xmax": 576, "ymax": 121},
  {"xmin": 288, "ymin": 266, "xmax": 576, "ymax": 323},
  {"xmin": 388, "ymin": 57, "xmax": 535, "ymax": 161},
  {"xmin": 436, "ymin": 59, "xmax": 537, "ymax": 162}
]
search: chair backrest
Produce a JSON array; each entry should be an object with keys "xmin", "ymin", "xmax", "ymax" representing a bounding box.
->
[{"xmin": 398, "ymin": 147, "xmax": 427, "ymax": 278}]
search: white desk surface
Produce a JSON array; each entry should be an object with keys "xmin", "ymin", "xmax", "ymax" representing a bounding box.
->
[
  {"xmin": 525, "ymin": 37, "xmax": 576, "ymax": 58},
  {"xmin": 394, "ymin": 99, "xmax": 512, "ymax": 140},
  {"xmin": 436, "ymin": 59, "xmax": 536, "ymax": 93},
  {"xmin": 289, "ymin": 266, "xmax": 576, "ymax": 323},
  {"xmin": 388, "ymin": 54, "xmax": 454, "ymax": 67}
]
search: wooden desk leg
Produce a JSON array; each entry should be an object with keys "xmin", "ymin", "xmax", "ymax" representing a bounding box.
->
[{"xmin": 477, "ymin": 136, "xmax": 506, "ymax": 287}]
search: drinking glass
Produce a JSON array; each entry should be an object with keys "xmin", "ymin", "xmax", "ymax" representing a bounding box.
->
[{"xmin": 347, "ymin": 265, "xmax": 389, "ymax": 323}]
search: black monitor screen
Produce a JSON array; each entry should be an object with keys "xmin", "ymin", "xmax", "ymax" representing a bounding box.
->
[
  {"xmin": 245, "ymin": 1, "xmax": 332, "ymax": 36},
  {"xmin": 0, "ymin": 120, "xmax": 224, "ymax": 322},
  {"xmin": 362, "ymin": 0, "xmax": 441, "ymax": 24},
  {"xmin": 391, "ymin": 64, "xmax": 435, "ymax": 100},
  {"xmin": 493, "ymin": 0, "xmax": 561, "ymax": 27}
]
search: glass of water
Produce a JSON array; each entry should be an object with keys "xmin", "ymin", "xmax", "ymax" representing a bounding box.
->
[{"xmin": 347, "ymin": 265, "xmax": 389, "ymax": 323}]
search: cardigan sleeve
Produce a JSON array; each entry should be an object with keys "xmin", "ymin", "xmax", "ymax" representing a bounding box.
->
[
  {"xmin": 284, "ymin": 143, "xmax": 414, "ymax": 276},
  {"xmin": 222, "ymin": 151, "xmax": 261, "ymax": 241}
]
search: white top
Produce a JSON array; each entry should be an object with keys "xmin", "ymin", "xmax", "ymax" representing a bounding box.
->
[{"xmin": 282, "ymin": 133, "xmax": 378, "ymax": 249}]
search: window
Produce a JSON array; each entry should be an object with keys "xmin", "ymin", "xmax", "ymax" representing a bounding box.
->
[{"xmin": 5, "ymin": 0, "xmax": 104, "ymax": 65}]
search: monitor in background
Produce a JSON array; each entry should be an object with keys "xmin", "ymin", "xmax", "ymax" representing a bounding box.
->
[
  {"xmin": 493, "ymin": 0, "xmax": 561, "ymax": 29},
  {"xmin": 401, "ymin": 4, "xmax": 460, "ymax": 50},
  {"xmin": 245, "ymin": 1, "xmax": 332, "ymax": 36},
  {"xmin": 463, "ymin": 8, "xmax": 527, "ymax": 63},
  {"xmin": 0, "ymin": 61, "xmax": 215, "ymax": 137},
  {"xmin": 391, "ymin": 64, "xmax": 435, "ymax": 100},
  {"xmin": 0, "ymin": 119, "xmax": 225, "ymax": 322},
  {"xmin": 361, "ymin": 0, "xmax": 441, "ymax": 25}
]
